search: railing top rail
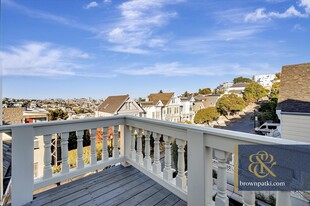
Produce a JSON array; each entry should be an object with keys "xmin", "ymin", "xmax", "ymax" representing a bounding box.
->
[
  {"xmin": 0, "ymin": 115, "xmax": 307, "ymax": 145},
  {"xmin": 125, "ymin": 116, "xmax": 306, "ymax": 145},
  {"xmin": 0, "ymin": 115, "xmax": 125, "ymax": 130}
]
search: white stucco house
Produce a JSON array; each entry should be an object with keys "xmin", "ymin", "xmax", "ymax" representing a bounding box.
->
[
  {"xmin": 179, "ymin": 96, "xmax": 195, "ymax": 122},
  {"xmin": 253, "ymin": 74, "xmax": 276, "ymax": 88}
]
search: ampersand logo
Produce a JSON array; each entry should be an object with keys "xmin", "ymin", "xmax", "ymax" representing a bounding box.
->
[{"xmin": 248, "ymin": 150, "xmax": 277, "ymax": 178}]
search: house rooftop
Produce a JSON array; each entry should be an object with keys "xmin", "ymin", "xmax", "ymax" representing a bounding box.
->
[
  {"xmin": 98, "ymin": 95, "xmax": 129, "ymax": 114},
  {"xmin": 230, "ymin": 83, "xmax": 249, "ymax": 88},
  {"xmin": 148, "ymin": 92, "xmax": 174, "ymax": 106},
  {"xmin": 277, "ymin": 63, "xmax": 310, "ymax": 113}
]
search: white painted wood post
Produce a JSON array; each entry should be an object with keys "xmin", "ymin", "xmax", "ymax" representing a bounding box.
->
[
  {"xmin": 43, "ymin": 134, "xmax": 52, "ymax": 179},
  {"xmin": 119, "ymin": 125, "xmax": 131, "ymax": 167},
  {"xmin": 187, "ymin": 130, "xmax": 205, "ymax": 206},
  {"xmin": 242, "ymin": 191, "xmax": 255, "ymax": 206},
  {"xmin": 136, "ymin": 128, "xmax": 143, "ymax": 165},
  {"xmin": 205, "ymin": 146, "xmax": 214, "ymax": 206},
  {"xmin": 102, "ymin": 127, "xmax": 109, "ymax": 161},
  {"xmin": 152, "ymin": 133, "xmax": 161, "ymax": 174},
  {"xmin": 276, "ymin": 191, "xmax": 291, "ymax": 206},
  {"xmin": 176, "ymin": 139, "xmax": 187, "ymax": 191},
  {"xmin": 90, "ymin": 128, "xmax": 97, "ymax": 165},
  {"xmin": 113, "ymin": 125, "xmax": 119, "ymax": 158},
  {"xmin": 163, "ymin": 135, "xmax": 173, "ymax": 181},
  {"xmin": 143, "ymin": 131, "xmax": 152, "ymax": 170},
  {"xmin": 76, "ymin": 130, "xmax": 84, "ymax": 169},
  {"xmin": 130, "ymin": 126, "xmax": 136, "ymax": 160},
  {"xmin": 11, "ymin": 127, "xmax": 35, "ymax": 206},
  {"xmin": 215, "ymin": 149, "xmax": 229, "ymax": 206},
  {"xmin": 61, "ymin": 132, "xmax": 70, "ymax": 174}
]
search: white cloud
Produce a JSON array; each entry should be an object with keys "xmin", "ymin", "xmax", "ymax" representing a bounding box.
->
[
  {"xmin": 0, "ymin": 42, "xmax": 92, "ymax": 77},
  {"xmin": 104, "ymin": 0, "xmax": 183, "ymax": 54},
  {"xmin": 299, "ymin": 0, "xmax": 310, "ymax": 13},
  {"xmin": 245, "ymin": 6, "xmax": 308, "ymax": 22},
  {"xmin": 115, "ymin": 62, "xmax": 271, "ymax": 77},
  {"xmin": 104, "ymin": 0, "xmax": 112, "ymax": 3},
  {"xmin": 84, "ymin": 1, "xmax": 99, "ymax": 9},
  {"xmin": 269, "ymin": 6, "xmax": 308, "ymax": 18},
  {"xmin": 245, "ymin": 8, "xmax": 269, "ymax": 22}
]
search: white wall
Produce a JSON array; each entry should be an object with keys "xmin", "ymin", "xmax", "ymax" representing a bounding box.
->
[{"xmin": 281, "ymin": 113, "xmax": 310, "ymax": 142}]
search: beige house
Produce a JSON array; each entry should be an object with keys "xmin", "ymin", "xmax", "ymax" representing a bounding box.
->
[
  {"xmin": 141, "ymin": 92, "xmax": 182, "ymax": 122},
  {"xmin": 96, "ymin": 95, "xmax": 145, "ymax": 117},
  {"xmin": 277, "ymin": 63, "xmax": 310, "ymax": 142}
]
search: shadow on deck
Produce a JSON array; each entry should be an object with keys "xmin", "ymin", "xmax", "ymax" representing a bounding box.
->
[{"xmin": 24, "ymin": 165, "xmax": 187, "ymax": 206}]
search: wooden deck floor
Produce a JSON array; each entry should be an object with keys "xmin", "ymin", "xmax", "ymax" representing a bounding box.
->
[{"xmin": 25, "ymin": 165, "xmax": 187, "ymax": 206}]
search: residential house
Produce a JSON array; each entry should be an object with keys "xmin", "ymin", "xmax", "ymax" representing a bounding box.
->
[
  {"xmin": 276, "ymin": 63, "xmax": 310, "ymax": 142},
  {"xmin": 179, "ymin": 96, "xmax": 195, "ymax": 122},
  {"xmin": 215, "ymin": 82, "xmax": 233, "ymax": 94},
  {"xmin": 253, "ymin": 74, "xmax": 276, "ymax": 88},
  {"xmin": 141, "ymin": 92, "xmax": 182, "ymax": 122},
  {"xmin": 227, "ymin": 83, "xmax": 248, "ymax": 97},
  {"xmin": 2, "ymin": 108, "xmax": 49, "ymax": 179},
  {"xmin": 96, "ymin": 95, "xmax": 145, "ymax": 117},
  {"xmin": 193, "ymin": 94, "xmax": 221, "ymax": 114}
]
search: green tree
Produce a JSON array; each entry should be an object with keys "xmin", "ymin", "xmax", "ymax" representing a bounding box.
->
[
  {"xmin": 159, "ymin": 90, "xmax": 163, "ymax": 93},
  {"xmin": 216, "ymin": 94, "xmax": 246, "ymax": 116},
  {"xmin": 49, "ymin": 109, "xmax": 68, "ymax": 120},
  {"xmin": 243, "ymin": 82, "xmax": 268, "ymax": 103},
  {"xmin": 257, "ymin": 99, "xmax": 279, "ymax": 124},
  {"xmin": 198, "ymin": 88, "xmax": 212, "ymax": 95},
  {"xmin": 269, "ymin": 82, "xmax": 280, "ymax": 99},
  {"xmin": 233, "ymin": 76, "xmax": 252, "ymax": 84},
  {"xmin": 194, "ymin": 107, "xmax": 220, "ymax": 125},
  {"xmin": 182, "ymin": 91, "xmax": 191, "ymax": 97}
]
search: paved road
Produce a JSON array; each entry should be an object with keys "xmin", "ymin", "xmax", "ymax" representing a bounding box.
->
[{"xmin": 222, "ymin": 112, "xmax": 255, "ymax": 133}]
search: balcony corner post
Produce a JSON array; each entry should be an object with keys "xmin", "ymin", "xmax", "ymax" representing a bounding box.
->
[
  {"xmin": 242, "ymin": 191, "xmax": 255, "ymax": 206},
  {"xmin": 11, "ymin": 126, "xmax": 35, "ymax": 206},
  {"xmin": 187, "ymin": 130, "xmax": 205, "ymax": 206},
  {"xmin": 120, "ymin": 125, "xmax": 131, "ymax": 167}
]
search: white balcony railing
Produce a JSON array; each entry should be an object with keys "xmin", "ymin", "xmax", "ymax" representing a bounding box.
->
[{"xmin": 0, "ymin": 115, "xmax": 303, "ymax": 206}]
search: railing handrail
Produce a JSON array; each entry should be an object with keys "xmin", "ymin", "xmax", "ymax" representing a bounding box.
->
[
  {"xmin": 125, "ymin": 116, "xmax": 306, "ymax": 145},
  {"xmin": 0, "ymin": 115, "xmax": 306, "ymax": 146}
]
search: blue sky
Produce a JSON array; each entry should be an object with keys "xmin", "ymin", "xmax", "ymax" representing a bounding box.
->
[{"xmin": 1, "ymin": 0, "xmax": 309, "ymax": 99}]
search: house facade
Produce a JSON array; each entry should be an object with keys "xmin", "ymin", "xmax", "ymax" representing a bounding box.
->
[
  {"xmin": 141, "ymin": 92, "xmax": 183, "ymax": 123},
  {"xmin": 227, "ymin": 83, "xmax": 248, "ymax": 97},
  {"xmin": 96, "ymin": 95, "xmax": 145, "ymax": 117},
  {"xmin": 276, "ymin": 63, "xmax": 310, "ymax": 142},
  {"xmin": 253, "ymin": 74, "xmax": 276, "ymax": 88},
  {"xmin": 179, "ymin": 96, "xmax": 195, "ymax": 122}
]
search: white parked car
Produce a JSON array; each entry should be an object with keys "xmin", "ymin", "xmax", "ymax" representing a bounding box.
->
[{"xmin": 255, "ymin": 122, "xmax": 280, "ymax": 135}]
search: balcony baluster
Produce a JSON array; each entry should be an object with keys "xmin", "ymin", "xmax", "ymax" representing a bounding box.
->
[
  {"xmin": 61, "ymin": 132, "xmax": 69, "ymax": 174},
  {"xmin": 136, "ymin": 128, "xmax": 143, "ymax": 165},
  {"xmin": 113, "ymin": 125, "xmax": 119, "ymax": 158},
  {"xmin": 76, "ymin": 130, "xmax": 84, "ymax": 169},
  {"xmin": 176, "ymin": 139, "xmax": 187, "ymax": 191},
  {"xmin": 143, "ymin": 130, "xmax": 152, "ymax": 170},
  {"xmin": 90, "ymin": 128, "xmax": 97, "ymax": 165},
  {"xmin": 102, "ymin": 127, "xmax": 109, "ymax": 161},
  {"xmin": 43, "ymin": 134, "xmax": 53, "ymax": 179},
  {"xmin": 163, "ymin": 135, "xmax": 173, "ymax": 181}
]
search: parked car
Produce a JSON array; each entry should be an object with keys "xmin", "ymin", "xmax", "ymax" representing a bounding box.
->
[{"xmin": 255, "ymin": 122, "xmax": 280, "ymax": 135}]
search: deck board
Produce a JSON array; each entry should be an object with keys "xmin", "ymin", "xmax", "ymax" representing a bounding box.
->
[{"xmin": 25, "ymin": 165, "xmax": 186, "ymax": 206}]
